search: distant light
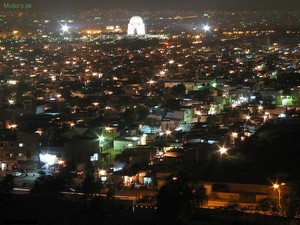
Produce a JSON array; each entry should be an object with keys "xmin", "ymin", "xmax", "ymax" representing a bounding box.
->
[
  {"xmin": 10, "ymin": 124, "xmax": 17, "ymax": 129},
  {"xmin": 231, "ymin": 132, "xmax": 238, "ymax": 138},
  {"xmin": 35, "ymin": 130, "xmax": 43, "ymax": 136},
  {"xmin": 148, "ymin": 79, "xmax": 155, "ymax": 85},
  {"xmin": 58, "ymin": 160, "xmax": 64, "ymax": 165},
  {"xmin": 98, "ymin": 135, "xmax": 105, "ymax": 143},
  {"xmin": 203, "ymin": 25, "xmax": 210, "ymax": 32},
  {"xmin": 40, "ymin": 153, "xmax": 57, "ymax": 165},
  {"xmin": 90, "ymin": 153, "xmax": 98, "ymax": 162},
  {"xmin": 219, "ymin": 146, "xmax": 228, "ymax": 155},
  {"xmin": 8, "ymin": 100, "xmax": 15, "ymax": 105},
  {"xmin": 279, "ymin": 113, "xmax": 286, "ymax": 118},
  {"xmin": 131, "ymin": 137, "xmax": 139, "ymax": 141},
  {"xmin": 99, "ymin": 169, "xmax": 106, "ymax": 176},
  {"xmin": 61, "ymin": 24, "xmax": 70, "ymax": 33}
]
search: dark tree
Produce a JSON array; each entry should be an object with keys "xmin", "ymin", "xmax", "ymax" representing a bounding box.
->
[
  {"xmin": 31, "ymin": 175, "xmax": 66, "ymax": 198},
  {"xmin": 171, "ymin": 84, "xmax": 186, "ymax": 96},
  {"xmin": 123, "ymin": 106, "xmax": 149, "ymax": 127},
  {"xmin": 282, "ymin": 182, "xmax": 300, "ymax": 218},
  {"xmin": 162, "ymin": 97, "xmax": 181, "ymax": 111},
  {"xmin": 79, "ymin": 171, "xmax": 101, "ymax": 196},
  {"xmin": 156, "ymin": 172, "xmax": 205, "ymax": 224},
  {"xmin": 0, "ymin": 174, "xmax": 15, "ymax": 193},
  {"xmin": 143, "ymin": 117, "xmax": 161, "ymax": 133}
]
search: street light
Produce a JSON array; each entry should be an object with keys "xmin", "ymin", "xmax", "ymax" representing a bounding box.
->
[
  {"xmin": 10, "ymin": 124, "xmax": 17, "ymax": 129},
  {"xmin": 219, "ymin": 146, "xmax": 228, "ymax": 155},
  {"xmin": 195, "ymin": 110, "xmax": 202, "ymax": 122},
  {"xmin": 61, "ymin": 24, "xmax": 70, "ymax": 33},
  {"xmin": 147, "ymin": 79, "xmax": 155, "ymax": 85},
  {"xmin": 203, "ymin": 25, "xmax": 210, "ymax": 32},
  {"xmin": 273, "ymin": 182, "xmax": 285, "ymax": 211},
  {"xmin": 165, "ymin": 130, "xmax": 171, "ymax": 136}
]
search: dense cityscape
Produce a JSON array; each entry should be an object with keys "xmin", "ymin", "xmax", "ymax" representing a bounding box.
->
[{"xmin": 0, "ymin": 2, "xmax": 300, "ymax": 225}]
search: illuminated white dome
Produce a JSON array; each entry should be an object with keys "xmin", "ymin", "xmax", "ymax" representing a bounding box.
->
[
  {"xmin": 127, "ymin": 16, "xmax": 146, "ymax": 36},
  {"xmin": 129, "ymin": 16, "xmax": 144, "ymax": 24}
]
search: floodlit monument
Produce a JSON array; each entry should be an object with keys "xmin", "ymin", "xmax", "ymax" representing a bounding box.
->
[{"xmin": 127, "ymin": 16, "xmax": 146, "ymax": 36}]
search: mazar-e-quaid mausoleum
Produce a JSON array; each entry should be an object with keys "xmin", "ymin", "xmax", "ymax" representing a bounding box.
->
[{"xmin": 127, "ymin": 16, "xmax": 146, "ymax": 36}]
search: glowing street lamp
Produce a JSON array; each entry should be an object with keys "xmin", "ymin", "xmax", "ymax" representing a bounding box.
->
[
  {"xmin": 35, "ymin": 130, "xmax": 43, "ymax": 136},
  {"xmin": 159, "ymin": 71, "xmax": 166, "ymax": 76},
  {"xmin": 10, "ymin": 124, "xmax": 17, "ymax": 130},
  {"xmin": 148, "ymin": 79, "xmax": 155, "ymax": 85},
  {"xmin": 98, "ymin": 135, "xmax": 105, "ymax": 143},
  {"xmin": 273, "ymin": 182, "xmax": 285, "ymax": 210},
  {"xmin": 203, "ymin": 25, "xmax": 210, "ymax": 32},
  {"xmin": 231, "ymin": 132, "xmax": 238, "ymax": 138},
  {"xmin": 61, "ymin": 24, "xmax": 70, "ymax": 33},
  {"xmin": 279, "ymin": 113, "xmax": 286, "ymax": 118},
  {"xmin": 219, "ymin": 146, "xmax": 228, "ymax": 155},
  {"xmin": 230, "ymin": 132, "xmax": 238, "ymax": 145},
  {"xmin": 8, "ymin": 100, "xmax": 15, "ymax": 105},
  {"xmin": 58, "ymin": 160, "xmax": 65, "ymax": 165}
]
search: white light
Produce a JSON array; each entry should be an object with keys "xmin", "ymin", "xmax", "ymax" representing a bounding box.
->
[
  {"xmin": 61, "ymin": 24, "xmax": 70, "ymax": 33},
  {"xmin": 279, "ymin": 113, "xmax": 286, "ymax": 118},
  {"xmin": 148, "ymin": 79, "xmax": 155, "ymax": 85},
  {"xmin": 98, "ymin": 135, "xmax": 105, "ymax": 143},
  {"xmin": 99, "ymin": 169, "xmax": 106, "ymax": 176},
  {"xmin": 219, "ymin": 147, "xmax": 228, "ymax": 154},
  {"xmin": 203, "ymin": 25, "xmax": 210, "ymax": 32},
  {"xmin": 40, "ymin": 153, "xmax": 57, "ymax": 165},
  {"xmin": 90, "ymin": 153, "xmax": 98, "ymax": 162}
]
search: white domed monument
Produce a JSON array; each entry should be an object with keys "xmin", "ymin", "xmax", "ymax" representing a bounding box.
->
[{"xmin": 127, "ymin": 16, "xmax": 146, "ymax": 36}]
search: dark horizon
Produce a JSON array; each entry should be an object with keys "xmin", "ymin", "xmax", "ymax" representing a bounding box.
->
[{"xmin": 1, "ymin": 0, "xmax": 300, "ymax": 12}]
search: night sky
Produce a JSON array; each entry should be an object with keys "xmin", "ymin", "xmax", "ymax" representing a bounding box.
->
[{"xmin": 2, "ymin": 0, "xmax": 300, "ymax": 11}]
